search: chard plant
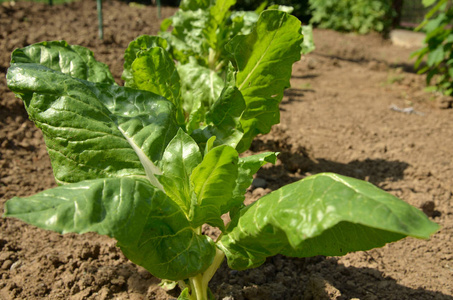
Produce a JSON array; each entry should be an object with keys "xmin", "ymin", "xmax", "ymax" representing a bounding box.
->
[
  {"xmin": 3, "ymin": 4, "xmax": 438, "ymax": 300},
  {"xmin": 155, "ymin": 0, "xmax": 314, "ymax": 152}
]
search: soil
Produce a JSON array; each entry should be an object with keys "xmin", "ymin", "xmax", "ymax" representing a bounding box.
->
[{"xmin": 1, "ymin": 1, "xmax": 452, "ymax": 299}]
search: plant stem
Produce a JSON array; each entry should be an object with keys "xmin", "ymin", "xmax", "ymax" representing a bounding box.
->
[
  {"xmin": 187, "ymin": 247, "xmax": 225, "ymax": 300},
  {"xmin": 208, "ymin": 48, "xmax": 218, "ymax": 71},
  {"xmin": 189, "ymin": 274, "xmax": 206, "ymax": 300},
  {"xmin": 96, "ymin": 0, "xmax": 104, "ymax": 40},
  {"xmin": 202, "ymin": 247, "xmax": 224, "ymax": 290}
]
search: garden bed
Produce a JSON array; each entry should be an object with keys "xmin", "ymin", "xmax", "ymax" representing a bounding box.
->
[{"xmin": 1, "ymin": 0, "xmax": 452, "ymax": 299}]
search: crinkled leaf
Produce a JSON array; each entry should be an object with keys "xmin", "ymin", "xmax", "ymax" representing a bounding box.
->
[
  {"xmin": 190, "ymin": 145, "xmax": 239, "ymax": 229},
  {"xmin": 191, "ymin": 65, "xmax": 245, "ymax": 149},
  {"xmin": 177, "ymin": 59, "xmax": 224, "ymax": 132},
  {"xmin": 226, "ymin": 10, "xmax": 303, "ymax": 152},
  {"xmin": 219, "ymin": 173, "xmax": 439, "ymax": 270},
  {"xmin": 130, "ymin": 47, "xmax": 184, "ymax": 125},
  {"xmin": 163, "ymin": 9, "xmax": 210, "ymax": 64},
  {"xmin": 11, "ymin": 41, "xmax": 115, "ymax": 84},
  {"xmin": 203, "ymin": 0, "xmax": 236, "ymax": 49},
  {"xmin": 157, "ymin": 129, "xmax": 202, "ymax": 215},
  {"xmin": 122, "ymin": 35, "xmax": 169, "ymax": 86},
  {"xmin": 7, "ymin": 63, "xmax": 178, "ymax": 187},
  {"xmin": 4, "ymin": 178, "xmax": 216, "ymax": 280}
]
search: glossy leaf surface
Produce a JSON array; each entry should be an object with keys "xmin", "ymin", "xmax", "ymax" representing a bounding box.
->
[
  {"xmin": 203, "ymin": 0, "xmax": 236, "ymax": 50},
  {"xmin": 190, "ymin": 145, "xmax": 239, "ymax": 229},
  {"xmin": 130, "ymin": 47, "xmax": 184, "ymax": 125},
  {"xmin": 191, "ymin": 66, "xmax": 245, "ymax": 149},
  {"xmin": 219, "ymin": 173, "xmax": 439, "ymax": 270},
  {"xmin": 4, "ymin": 178, "xmax": 216, "ymax": 280},
  {"xmin": 11, "ymin": 41, "xmax": 115, "ymax": 84},
  {"xmin": 226, "ymin": 10, "xmax": 303, "ymax": 152},
  {"xmin": 157, "ymin": 129, "xmax": 202, "ymax": 215},
  {"xmin": 122, "ymin": 35, "xmax": 169, "ymax": 86},
  {"xmin": 177, "ymin": 59, "xmax": 224, "ymax": 132},
  {"xmin": 7, "ymin": 63, "xmax": 178, "ymax": 186}
]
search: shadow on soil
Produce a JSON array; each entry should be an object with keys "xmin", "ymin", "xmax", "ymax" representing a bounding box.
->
[
  {"xmin": 391, "ymin": 61, "xmax": 427, "ymax": 74},
  {"xmin": 282, "ymin": 88, "xmax": 314, "ymax": 106},
  {"xmin": 251, "ymin": 137, "xmax": 410, "ymax": 190},
  {"xmin": 211, "ymin": 255, "xmax": 453, "ymax": 300},
  {"xmin": 291, "ymin": 74, "xmax": 320, "ymax": 80},
  {"xmin": 312, "ymin": 52, "xmax": 426, "ymax": 75}
]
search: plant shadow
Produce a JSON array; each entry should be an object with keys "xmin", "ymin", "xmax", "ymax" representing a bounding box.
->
[
  {"xmin": 211, "ymin": 255, "xmax": 453, "ymax": 300},
  {"xmin": 250, "ymin": 136, "xmax": 410, "ymax": 191},
  {"xmin": 281, "ymin": 88, "xmax": 315, "ymax": 107}
]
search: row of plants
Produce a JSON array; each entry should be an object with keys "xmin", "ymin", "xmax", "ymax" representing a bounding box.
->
[
  {"xmin": 231, "ymin": 0, "xmax": 395, "ymax": 34},
  {"xmin": 4, "ymin": 0, "xmax": 438, "ymax": 299},
  {"xmin": 308, "ymin": 0, "xmax": 395, "ymax": 34}
]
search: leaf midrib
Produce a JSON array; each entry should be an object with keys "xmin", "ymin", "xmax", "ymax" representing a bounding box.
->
[{"xmin": 237, "ymin": 14, "xmax": 285, "ymax": 91}]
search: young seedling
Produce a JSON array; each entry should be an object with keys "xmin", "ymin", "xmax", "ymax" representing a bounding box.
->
[{"xmin": 4, "ymin": 6, "xmax": 438, "ymax": 300}]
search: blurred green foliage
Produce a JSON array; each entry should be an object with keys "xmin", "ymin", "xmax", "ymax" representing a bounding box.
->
[
  {"xmin": 412, "ymin": 0, "xmax": 453, "ymax": 96},
  {"xmin": 308, "ymin": 0, "xmax": 395, "ymax": 34}
]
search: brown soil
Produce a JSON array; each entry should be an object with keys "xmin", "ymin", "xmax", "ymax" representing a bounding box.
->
[{"xmin": 1, "ymin": 1, "xmax": 452, "ymax": 299}]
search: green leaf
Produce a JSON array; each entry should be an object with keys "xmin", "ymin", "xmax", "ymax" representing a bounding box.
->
[
  {"xmin": 157, "ymin": 129, "xmax": 202, "ymax": 215},
  {"xmin": 190, "ymin": 145, "xmax": 239, "ymax": 229},
  {"xmin": 7, "ymin": 63, "xmax": 178, "ymax": 187},
  {"xmin": 11, "ymin": 41, "xmax": 115, "ymax": 84},
  {"xmin": 177, "ymin": 59, "xmax": 224, "ymax": 132},
  {"xmin": 267, "ymin": 4, "xmax": 294, "ymax": 14},
  {"xmin": 301, "ymin": 25, "xmax": 316, "ymax": 55},
  {"xmin": 191, "ymin": 65, "xmax": 245, "ymax": 149},
  {"xmin": 4, "ymin": 178, "xmax": 216, "ymax": 280},
  {"xmin": 122, "ymin": 35, "xmax": 169, "ymax": 86},
  {"xmin": 180, "ymin": 0, "xmax": 211, "ymax": 11},
  {"xmin": 219, "ymin": 173, "xmax": 439, "ymax": 270},
  {"xmin": 233, "ymin": 152, "xmax": 277, "ymax": 203},
  {"xmin": 427, "ymin": 46, "xmax": 445, "ymax": 67},
  {"xmin": 159, "ymin": 279, "xmax": 178, "ymax": 291},
  {"xmin": 203, "ymin": 0, "xmax": 236, "ymax": 49},
  {"xmin": 130, "ymin": 47, "xmax": 184, "ymax": 125},
  {"xmin": 230, "ymin": 11, "xmax": 260, "ymax": 36},
  {"xmin": 160, "ymin": 17, "xmax": 173, "ymax": 32},
  {"xmin": 229, "ymin": 152, "xmax": 278, "ymax": 220},
  {"xmin": 226, "ymin": 10, "xmax": 303, "ymax": 152},
  {"xmin": 163, "ymin": 9, "xmax": 211, "ymax": 64},
  {"xmin": 178, "ymin": 288, "xmax": 191, "ymax": 300}
]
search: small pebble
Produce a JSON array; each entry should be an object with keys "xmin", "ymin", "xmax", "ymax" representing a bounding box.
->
[
  {"xmin": 252, "ymin": 177, "xmax": 267, "ymax": 188},
  {"xmin": 10, "ymin": 260, "xmax": 22, "ymax": 270},
  {"xmin": 2, "ymin": 260, "xmax": 13, "ymax": 270}
]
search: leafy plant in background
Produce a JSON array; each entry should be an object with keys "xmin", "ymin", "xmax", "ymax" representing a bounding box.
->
[
  {"xmin": 412, "ymin": 0, "xmax": 453, "ymax": 96},
  {"xmin": 155, "ymin": 0, "xmax": 314, "ymax": 152},
  {"xmin": 308, "ymin": 0, "xmax": 395, "ymax": 34},
  {"xmin": 3, "ymin": 2, "xmax": 438, "ymax": 300}
]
